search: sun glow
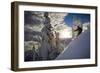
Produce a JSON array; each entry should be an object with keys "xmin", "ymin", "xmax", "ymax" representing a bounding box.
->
[{"xmin": 59, "ymin": 29, "xmax": 72, "ymax": 39}]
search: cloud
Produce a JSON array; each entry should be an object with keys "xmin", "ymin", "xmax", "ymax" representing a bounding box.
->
[
  {"xmin": 49, "ymin": 12, "xmax": 68, "ymax": 27},
  {"xmin": 24, "ymin": 11, "xmax": 72, "ymax": 51},
  {"xmin": 82, "ymin": 22, "xmax": 90, "ymax": 32},
  {"xmin": 55, "ymin": 24, "xmax": 72, "ymax": 39},
  {"xmin": 24, "ymin": 11, "xmax": 44, "ymax": 25},
  {"xmin": 48, "ymin": 12, "xmax": 72, "ymax": 39},
  {"xmin": 24, "ymin": 24, "xmax": 44, "ymax": 32}
]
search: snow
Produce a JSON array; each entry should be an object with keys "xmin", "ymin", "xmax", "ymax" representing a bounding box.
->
[{"xmin": 56, "ymin": 30, "xmax": 90, "ymax": 60}]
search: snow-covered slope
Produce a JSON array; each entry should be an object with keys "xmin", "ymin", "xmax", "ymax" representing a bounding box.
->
[{"xmin": 56, "ymin": 30, "xmax": 90, "ymax": 60}]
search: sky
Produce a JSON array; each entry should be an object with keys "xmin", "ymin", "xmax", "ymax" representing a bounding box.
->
[
  {"xmin": 64, "ymin": 13, "xmax": 90, "ymax": 27},
  {"xmin": 24, "ymin": 11, "xmax": 90, "ymax": 27},
  {"xmin": 24, "ymin": 11, "xmax": 90, "ymax": 40}
]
